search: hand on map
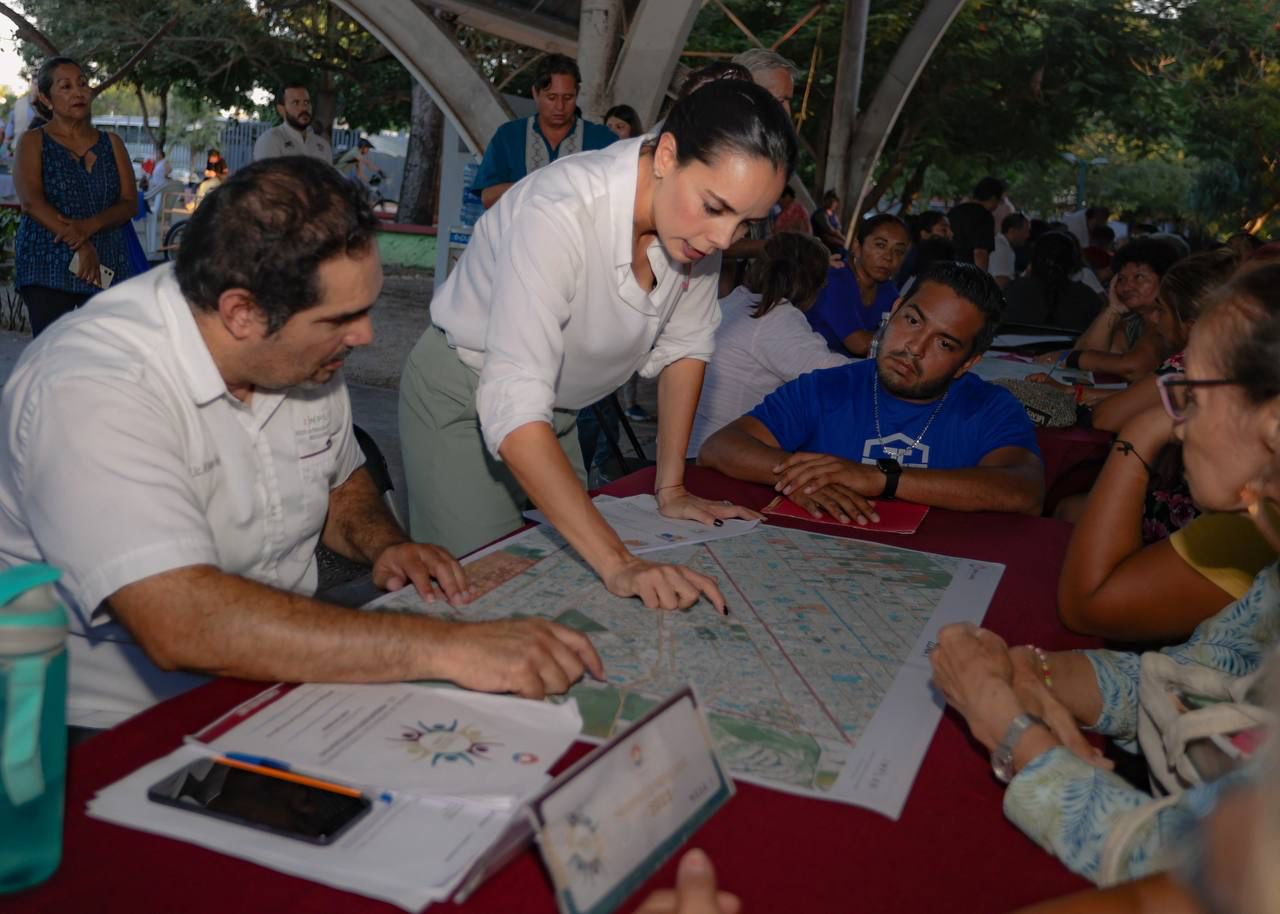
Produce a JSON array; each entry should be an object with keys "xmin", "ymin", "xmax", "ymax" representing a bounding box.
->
[
  {"xmin": 655, "ymin": 486, "xmax": 763, "ymax": 526},
  {"xmin": 1033, "ymin": 349, "xmax": 1067, "ymax": 366},
  {"xmin": 605, "ymin": 555, "xmax": 729, "ymax": 613},
  {"xmin": 373, "ymin": 542, "xmax": 473, "ymax": 604},
  {"xmin": 1009, "ymin": 647, "xmax": 1113, "ymax": 771},
  {"xmin": 437, "ymin": 617, "xmax": 604, "ymax": 699},
  {"xmin": 633, "ymin": 849, "xmax": 741, "ymax": 914},
  {"xmin": 772, "ymin": 453, "xmax": 881, "ymax": 525}
]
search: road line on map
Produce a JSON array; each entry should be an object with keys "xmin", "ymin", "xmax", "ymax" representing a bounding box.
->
[{"xmin": 704, "ymin": 541, "xmax": 849, "ymax": 744}]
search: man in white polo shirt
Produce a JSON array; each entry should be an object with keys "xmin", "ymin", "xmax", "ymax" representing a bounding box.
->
[
  {"xmin": 0, "ymin": 157, "xmax": 601, "ymax": 728},
  {"xmin": 253, "ymin": 83, "xmax": 333, "ymax": 164}
]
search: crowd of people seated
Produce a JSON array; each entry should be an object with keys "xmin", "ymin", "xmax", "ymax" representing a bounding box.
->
[{"xmin": 3, "ymin": 46, "xmax": 1279, "ymax": 914}]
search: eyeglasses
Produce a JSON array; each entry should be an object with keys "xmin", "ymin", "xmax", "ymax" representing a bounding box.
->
[{"xmin": 1156, "ymin": 372, "xmax": 1243, "ymax": 423}]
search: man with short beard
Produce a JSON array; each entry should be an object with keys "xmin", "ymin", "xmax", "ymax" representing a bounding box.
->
[
  {"xmin": 0, "ymin": 158, "xmax": 601, "ymax": 728},
  {"xmin": 253, "ymin": 83, "xmax": 333, "ymax": 164},
  {"xmin": 698, "ymin": 261, "xmax": 1044, "ymax": 522}
]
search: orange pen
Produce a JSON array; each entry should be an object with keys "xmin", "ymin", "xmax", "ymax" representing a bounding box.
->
[{"xmin": 217, "ymin": 754, "xmax": 365, "ymax": 798}]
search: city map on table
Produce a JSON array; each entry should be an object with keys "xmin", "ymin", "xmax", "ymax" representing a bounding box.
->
[{"xmin": 367, "ymin": 525, "xmax": 1004, "ymax": 819}]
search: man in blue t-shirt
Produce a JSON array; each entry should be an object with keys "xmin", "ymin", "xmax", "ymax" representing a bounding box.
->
[
  {"xmin": 472, "ymin": 54, "xmax": 617, "ymax": 210},
  {"xmin": 698, "ymin": 261, "xmax": 1043, "ymax": 523}
]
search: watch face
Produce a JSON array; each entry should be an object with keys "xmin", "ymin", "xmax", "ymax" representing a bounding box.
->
[{"xmin": 876, "ymin": 458, "xmax": 902, "ymax": 475}]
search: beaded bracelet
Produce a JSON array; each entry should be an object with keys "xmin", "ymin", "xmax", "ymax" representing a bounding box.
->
[{"xmin": 1027, "ymin": 645, "xmax": 1053, "ymax": 689}]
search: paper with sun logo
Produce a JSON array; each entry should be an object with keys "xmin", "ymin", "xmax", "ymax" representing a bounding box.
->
[
  {"xmin": 187, "ymin": 681, "xmax": 583, "ymax": 808},
  {"xmin": 528, "ymin": 687, "xmax": 733, "ymax": 914}
]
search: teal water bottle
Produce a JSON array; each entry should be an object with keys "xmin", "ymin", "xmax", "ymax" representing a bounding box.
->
[{"xmin": 0, "ymin": 564, "xmax": 68, "ymax": 892}]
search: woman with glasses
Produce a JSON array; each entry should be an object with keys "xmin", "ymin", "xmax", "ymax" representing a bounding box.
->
[
  {"xmin": 928, "ymin": 263, "xmax": 1280, "ymax": 886},
  {"xmin": 1053, "ymin": 251, "xmax": 1261, "ymax": 639}
]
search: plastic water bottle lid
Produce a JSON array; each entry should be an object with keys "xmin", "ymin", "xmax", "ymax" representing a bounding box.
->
[
  {"xmin": 0, "ymin": 564, "xmax": 66, "ymax": 634},
  {"xmin": 0, "ymin": 564, "xmax": 60, "ymax": 606}
]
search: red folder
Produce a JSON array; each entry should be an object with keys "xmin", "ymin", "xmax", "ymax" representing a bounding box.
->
[{"xmin": 763, "ymin": 495, "xmax": 929, "ymax": 535}]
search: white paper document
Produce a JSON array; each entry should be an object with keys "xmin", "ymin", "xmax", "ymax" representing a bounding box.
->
[
  {"xmin": 990, "ymin": 332, "xmax": 1076, "ymax": 348},
  {"xmin": 972, "ymin": 353, "xmax": 1094, "ymax": 386},
  {"xmin": 189, "ymin": 682, "xmax": 582, "ymax": 807},
  {"xmin": 88, "ymin": 745, "xmax": 516, "ymax": 911},
  {"xmin": 524, "ymin": 494, "xmax": 760, "ymax": 554}
]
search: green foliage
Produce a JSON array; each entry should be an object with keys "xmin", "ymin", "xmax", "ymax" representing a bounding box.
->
[{"xmin": 254, "ymin": 2, "xmax": 413, "ymax": 134}]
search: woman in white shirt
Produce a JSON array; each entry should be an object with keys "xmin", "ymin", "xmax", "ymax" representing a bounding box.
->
[
  {"xmin": 689, "ymin": 233, "xmax": 848, "ymax": 455},
  {"xmin": 400, "ymin": 80, "xmax": 797, "ymax": 612}
]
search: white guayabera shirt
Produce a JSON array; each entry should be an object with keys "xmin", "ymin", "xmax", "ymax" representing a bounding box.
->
[{"xmin": 0, "ymin": 266, "xmax": 363, "ymax": 726}]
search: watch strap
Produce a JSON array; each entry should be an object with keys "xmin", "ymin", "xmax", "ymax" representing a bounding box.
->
[
  {"xmin": 876, "ymin": 458, "xmax": 901, "ymax": 500},
  {"xmin": 991, "ymin": 712, "xmax": 1046, "ymax": 783}
]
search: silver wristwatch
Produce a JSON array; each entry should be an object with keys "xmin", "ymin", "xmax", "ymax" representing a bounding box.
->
[{"xmin": 991, "ymin": 713, "xmax": 1046, "ymax": 784}]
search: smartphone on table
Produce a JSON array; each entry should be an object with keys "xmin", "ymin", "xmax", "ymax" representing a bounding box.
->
[{"xmin": 147, "ymin": 756, "xmax": 372, "ymax": 845}]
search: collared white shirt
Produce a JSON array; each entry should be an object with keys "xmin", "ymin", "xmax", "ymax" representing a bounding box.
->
[
  {"xmin": 688, "ymin": 286, "xmax": 849, "ymax": 456},
  {"xmin": 990, "ymin": 233, "xmax": 1017, "ymax": 280},
  {"xmin": 430, "ymin": 136, "xmax": 722, "ymax": 457},
  {"xmin": 253, "ymin": 122, "xmax": 334, "ymax": 164},
  {"xmin": 0, "ymin": 265, "xmax": 363, "ymax": 726}
]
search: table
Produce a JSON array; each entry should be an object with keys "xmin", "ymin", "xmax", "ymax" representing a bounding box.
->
[
  {"xmin": 1036, "ymin": 425, "xmax": 1113, "ymax": 513},
  {"xmin": 10, "ymin": 468, "xmax": 1100, "ymax": 914}
]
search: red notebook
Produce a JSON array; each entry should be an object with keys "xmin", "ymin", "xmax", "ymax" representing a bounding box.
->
[{"xmin": 763, "ymin": 495, "xmax": 929, "ymax": 535}]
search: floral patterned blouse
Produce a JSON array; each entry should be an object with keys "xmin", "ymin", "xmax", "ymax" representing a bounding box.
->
[{"xmin": 1002, "ymin": 561, "xmax": 1279, "ymax": 883}]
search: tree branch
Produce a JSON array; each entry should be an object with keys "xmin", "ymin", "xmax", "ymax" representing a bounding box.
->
[
  {"xmin": 93, "ymin": 15, "xmax": 180, "ymax": 96},
  {"xmin": 0, "ymin": 1, "xmax": 59, "ymax": 57}
]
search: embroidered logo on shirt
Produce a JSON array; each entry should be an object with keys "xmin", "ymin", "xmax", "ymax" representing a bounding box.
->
[{"xmin": 189, "ymin": 457, "xmax": 221, "ymax": 477}]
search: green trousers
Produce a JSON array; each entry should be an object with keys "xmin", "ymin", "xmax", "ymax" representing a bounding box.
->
[{"xmin": 398, "ymin": 326, "xmax": 587, "ymax": 557}]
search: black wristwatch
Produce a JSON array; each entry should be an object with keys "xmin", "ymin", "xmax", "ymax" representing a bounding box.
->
[{"xmin": 876, "ymin": 458, "xmax": 902, "ymax": 499}]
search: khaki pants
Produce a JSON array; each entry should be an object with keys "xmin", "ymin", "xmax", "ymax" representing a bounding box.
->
[{"xmin": 398, "ymin": 326, "xmax": 586, "ymax": 557}]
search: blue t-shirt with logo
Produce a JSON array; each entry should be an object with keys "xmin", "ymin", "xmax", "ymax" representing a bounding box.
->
[
  {"xmin": 805, "ymin": 265, "xmax": 900, "ymax": 352},
  {"xmin": 748, "ymin": 358, "xmax": 1040, "ymax": 469}
]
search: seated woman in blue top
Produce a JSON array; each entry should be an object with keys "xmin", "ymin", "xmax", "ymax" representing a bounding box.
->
[
  {"xmin": 699, "ymin": 261, "xmax": 1043, "ymax": 523},
  {"xmin": 805, "ymin": 212, "xmax": 909, "ymax": 357},
  {"xmin": 13, "ymin": 57, "xmax": 137, "ymax": 336}
]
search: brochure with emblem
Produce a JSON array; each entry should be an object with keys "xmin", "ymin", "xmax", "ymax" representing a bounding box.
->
[
  {"xmin": 526, "ymin": 687, "xmax": 734, "ymax": 914},
  {"xmin": 187, "ymin": 681, "xmax": 583, "ymax": 807}
]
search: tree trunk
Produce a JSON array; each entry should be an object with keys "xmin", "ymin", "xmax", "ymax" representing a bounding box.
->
[
  {"xmin": 397, "ymin": 80, "xmax": 444, "ymax": 226},
  {"xmin": 312, "ymin": 7, "xmax": 338, "ymax": 141},
  {"xmin": 825, "ymin": 0, "xmax": 871, "ymax": 211},
  {"xmin": 313, "ymin": 74, "xmax": 338, "ymax": 143},
  {"xmin": 897, "ymin": 159, "xmax": 928, "ymax": 214},
  {"xmin": 578, "ymin": 0, "xmax": 623, "ymax": 120},
  {"xmin": 135, "ymin": 82, "xmax": 170, "ymax": 155}
]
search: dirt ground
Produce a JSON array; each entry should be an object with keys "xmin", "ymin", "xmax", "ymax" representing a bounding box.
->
[{"xmin": 342, "ymin": 269, "xmax": 436, "ymax": 389}]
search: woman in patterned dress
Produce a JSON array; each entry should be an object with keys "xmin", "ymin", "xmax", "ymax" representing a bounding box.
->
[{"xmin": 13, "ymin": 57, "xmax": 137, "ymax": 335}]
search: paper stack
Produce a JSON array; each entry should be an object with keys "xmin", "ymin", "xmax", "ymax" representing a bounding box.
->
[
  {"xmin": 524, "ymin": 493, "xmax": 760, "ymax": 553},
  {"xmin": 87, "ymin": 683, "xmax": 584, "ymax": 910}
]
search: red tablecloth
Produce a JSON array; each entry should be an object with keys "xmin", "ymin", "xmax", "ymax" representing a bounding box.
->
[{"xmin": 9, "ymin": 468, "xmax": 1099, "ymax": 914}]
